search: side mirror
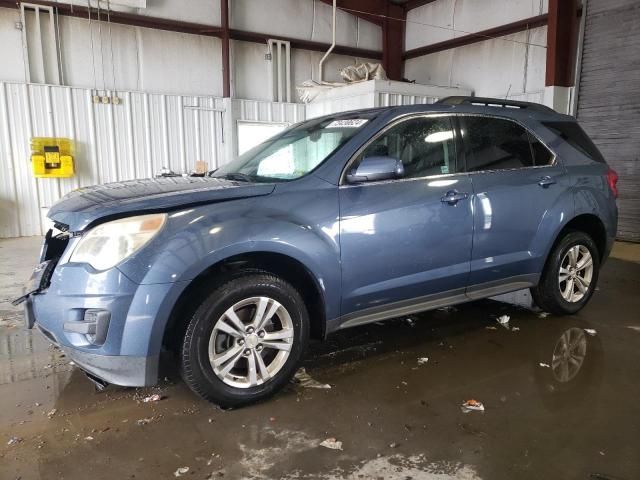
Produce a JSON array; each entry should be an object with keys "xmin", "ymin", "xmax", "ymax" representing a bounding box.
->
[{"xmin": 346, "ymin": 156, "xmax": 405, "ymax": 184}]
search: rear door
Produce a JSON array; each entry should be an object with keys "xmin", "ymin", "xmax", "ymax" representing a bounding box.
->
[
  {"xmin": 459, "ymin": 115, "xmax": 566, "ymax": 294},
  {"xmin": 339, "ymin": 115, "xmax": 474, "ymax": 321}
]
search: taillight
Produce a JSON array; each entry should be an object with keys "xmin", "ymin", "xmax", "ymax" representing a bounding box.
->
[{"xmin": 607, "ymin": 168, "xmax": 619, "ymax": 198}]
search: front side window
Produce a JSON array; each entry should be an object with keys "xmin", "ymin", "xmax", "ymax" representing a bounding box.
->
[
  {"xmin": 353, "ymin": 116, "xmax": 457, "ymax": 179},
  {"xmin": 213, "ymin": 117, "xmax": 370, "ymax": 182},
  {"xmin": 460, "ymin": 117, "xmax": 553, "ymax": 172}
]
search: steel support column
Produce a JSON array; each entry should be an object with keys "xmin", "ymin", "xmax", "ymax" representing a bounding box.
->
[
  {"xmin": 383, "ymin": 3, "xmax": 405, "ymax": 80},
  {"xmin": 546, "ymin": 0, "xmax": 578, "ymax": 87},
  {"xmin": 221, "ymin": 0, "xmax": 231, "ymax": 97}
]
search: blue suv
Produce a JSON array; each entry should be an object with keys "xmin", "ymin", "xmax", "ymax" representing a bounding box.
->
[{"xmin": 16, "ymin": 97, "xmax": 618, "ymax": 407}]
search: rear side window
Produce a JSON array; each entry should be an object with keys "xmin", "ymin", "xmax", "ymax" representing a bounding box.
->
[
  {"xmin": 542, "ymin": 121, "xmax": 605, "ymax": 163},
  {"xmin": 460, "ymin": 117, "xmax": 554, "ymax": 171}
]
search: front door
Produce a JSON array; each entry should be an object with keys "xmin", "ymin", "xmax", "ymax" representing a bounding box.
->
[
  {"xmin": 458, "ymin": 115, "xmax": 567, "ymax": 293},
  {"xmin": 339, "ymin": 115, "xmax": 474, "ymax": 322}
]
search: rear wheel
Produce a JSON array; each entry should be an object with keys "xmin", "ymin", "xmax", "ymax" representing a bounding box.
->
[
  {"xmin": 181, "ymin": 272, "xmax": 309, "ymax": 407},
  {"xmin": 531, "ymin": 231, "xmax": 600, "ymax": 315}
]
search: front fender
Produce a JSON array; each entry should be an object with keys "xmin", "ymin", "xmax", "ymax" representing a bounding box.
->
[{"xmin": 117, "ymin": 183, "xmax": 341, "ymax": 359}]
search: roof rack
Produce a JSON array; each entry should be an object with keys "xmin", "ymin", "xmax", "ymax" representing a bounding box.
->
[{"xmin": 436, "ymin": 96, "xmax": 555, "ymax": 113}]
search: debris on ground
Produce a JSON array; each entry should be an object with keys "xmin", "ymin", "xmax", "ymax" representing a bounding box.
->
[
  {"xmin": 584, "ymin": 328, "xmax": 597, "ymax": 336},
  {"xmin": 136, "ymin": 417, "xmax": 154, "ymax": 426},
  {"xmin": 405, "ymin": 317, "xmax": 415, "ymax": 327},
  {"xmin": 539, "ymin": 363, "xmax": 551, "ymax": 368},
  {"xmin": 294, "ymin": 368, "xmax": 331, "ymax": 389},
  {"xmin": 626, "ymin": 326, "xmax": 640, "ymax": 333},
  {"xmin": 437, "ymin": 306, "xmax": 458, "ymax": 313},
  {"xmin": 485, "ymin": 326, "xmax": 497, "ymax": 330},
  {"xmin": 142, "ymin": 394, "xmax": 163, "ymax": 403},
  {"xmin": 538, "ymin": 312, "xmax": 550, "ymax": 318},
  {"xmin": 417, "ymin": 357, "xmax": 429, "ymax": 365},
  {"xmin": 7, "ymin": 436, "xmax": 22, "ymax": 446},
  {"xmin": 47, "ymin": 408, "xmax": 57, "ymax": 419},
  {"xmin": 84, "ymin": 436, "xmax": 94, "ymax": 441},
  {"xmin": 496, "ymin": 315, "xmax": 511, "ymax": 329},
  {"xmin": 174, "ymin": 466, "xmax": 190, "ymax": 477},
  {"xmin": 389, "ymin": 442, "xmax": 399, "ymax": 448},
  {"xmin": 461, "ymin": 399, "xmax": 485, "ymax": 413},
  {"xmin": 511, "ymin": 326, "xmax": 520, "ymax": 332},
  {"xmin": 319, "ymin": 438, "xmax": 343, "ymax": 450}
]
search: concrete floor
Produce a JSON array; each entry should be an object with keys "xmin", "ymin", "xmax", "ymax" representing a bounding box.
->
[{"xmin": 1, "ymin": 237, "xmax": 639, "ymax": 480}]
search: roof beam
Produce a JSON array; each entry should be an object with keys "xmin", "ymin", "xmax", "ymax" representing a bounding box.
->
[
  {"xmin": 403, "ymin": 13, "xmax": 548, "ymax": 59},
  {"xmin": 229, "ymin": 30, "xmax": 382, "ymax": 60}
]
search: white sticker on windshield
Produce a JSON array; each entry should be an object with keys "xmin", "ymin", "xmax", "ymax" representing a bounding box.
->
[{"xmin": 325, "ymin": 119, "xmax": 368, "ymax": 129}]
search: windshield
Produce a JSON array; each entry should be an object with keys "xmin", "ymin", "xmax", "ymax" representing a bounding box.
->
[{"xmin": 212, "ymin": 117, "xmax": 370, "ymax": 182}]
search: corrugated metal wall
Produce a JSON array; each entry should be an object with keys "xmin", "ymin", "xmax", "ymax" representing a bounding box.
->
[
  {"xmin": 375, "ymin": 92, "xmax": 439, "ymax": 107},
  {"xmin": 577, "ymin": 0, "xmax": 640, "ymax": 241},
  {"xmin": 0, "ymin": 82, "xmax": 225, "ymax": 238}
]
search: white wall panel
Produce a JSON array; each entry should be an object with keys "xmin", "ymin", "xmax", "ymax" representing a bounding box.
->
[
  {"xmin": 404, "ymin": 0, "xmax": 548, "ymax": 103},
  {"xmin": 405, "ymin": 26, "xmax": 547, "ymax": 100},
  {"xmin": 137, "ymin": 28, "xmax": 222, "ymax": 96},
  {"xmin": 0, "ymin": 82, "xmax": 224, "ymax": 237},
  {"xmin": 406, "ymin": 0, "xmax": 547, "ymax": 50},
  {"xmin": 59, "ymin": 0, "xmax": 221, "ymax": 26},
  {"xmin": 231, "ymin": 0, "xmax": 381, "ymax": 51},
  {"xmin": 0, "ymin": 8, "xmax": 27, "ymax": 83}
]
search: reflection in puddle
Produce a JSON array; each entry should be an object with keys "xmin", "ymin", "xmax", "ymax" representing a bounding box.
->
[{"xmin": 0, "ymin": 327, "xmax": 72, "ymax": 385}]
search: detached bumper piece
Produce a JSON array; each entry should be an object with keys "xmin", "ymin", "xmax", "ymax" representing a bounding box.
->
[{"xmin": 64, "ymin": 349, "xmax": 159, "ymax": 387}]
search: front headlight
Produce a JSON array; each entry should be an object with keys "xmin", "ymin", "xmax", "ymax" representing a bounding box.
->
[{"xmin": 70, "ymin": 213, "xmax": 167, "ymax": 270}]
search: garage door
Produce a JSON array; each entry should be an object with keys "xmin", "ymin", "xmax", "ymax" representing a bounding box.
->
[{"xmin": 576, "ymin": 0, "xmax": 640, "ymax": 242}]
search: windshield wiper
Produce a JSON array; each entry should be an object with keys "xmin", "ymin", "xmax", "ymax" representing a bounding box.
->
[{"xmin": 216, "ymin": 173, "xmax": 254, "ymax": 182}]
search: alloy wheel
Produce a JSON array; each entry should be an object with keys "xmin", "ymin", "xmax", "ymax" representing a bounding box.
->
[
  {"xmin": 208, "ymin": 296, "xmax": 294, "ymax": 388},
  {"xmin": 558, "ymin": 245, "xmax": 593, "ymax": 303}
]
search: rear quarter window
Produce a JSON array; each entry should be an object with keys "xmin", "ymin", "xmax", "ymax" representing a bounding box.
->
[{"xmin": 543, "ymin": 121, "xmax": 606, "ymax": 163}]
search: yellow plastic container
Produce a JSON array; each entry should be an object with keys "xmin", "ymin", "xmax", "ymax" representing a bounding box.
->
[{"xmin": 31, "ymin": 137, "xmax": 75, "ymax": 178}]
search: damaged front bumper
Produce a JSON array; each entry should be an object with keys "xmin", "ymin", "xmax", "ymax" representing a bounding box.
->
[{"xmin": 13, "ymin": 231, "xmax": 176, "ymax": 388}]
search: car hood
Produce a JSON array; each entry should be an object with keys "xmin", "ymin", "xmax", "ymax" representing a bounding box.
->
[{"xmin": 48, "ymin": 176, "xmax": 276, "ymax": 231}]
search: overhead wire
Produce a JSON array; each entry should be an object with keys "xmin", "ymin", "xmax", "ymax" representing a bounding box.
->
[
  {"xmin": 97, "ymin": 0, "xmax": 107, "ymax": 95},
  {"xmin": 54, "ymin": 6, "xmax": 65, "ymax": 85},
  {"xmin": 106, "ymin": 0, "xmax": 117, "ymax": 97}
]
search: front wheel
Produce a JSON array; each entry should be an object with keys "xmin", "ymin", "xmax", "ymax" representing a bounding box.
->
[
  {"xmin": 181, "ymin": 273, "xmax": 309, "ymax": 407},
  {"xmin": 531, "ymin": 231, "xmax": 600, "ymax": 315}
]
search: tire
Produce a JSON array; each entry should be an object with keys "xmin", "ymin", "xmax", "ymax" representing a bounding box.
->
[
  {"xmin": 531, "ymin": 231, "xmax": 600, "ymax": 315},
  {"xmin": 181, "ymin": 272, "xmax": 309, "ymax": 407}
]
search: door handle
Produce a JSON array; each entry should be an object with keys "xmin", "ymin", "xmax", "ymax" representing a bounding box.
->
[
  {"xmin": 441, "ymin": 190, "xmax": 469, "ymax": 205},
  {"xmin": 537, "ymin": 175, "xmax": 556, "ymax": 188}
]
